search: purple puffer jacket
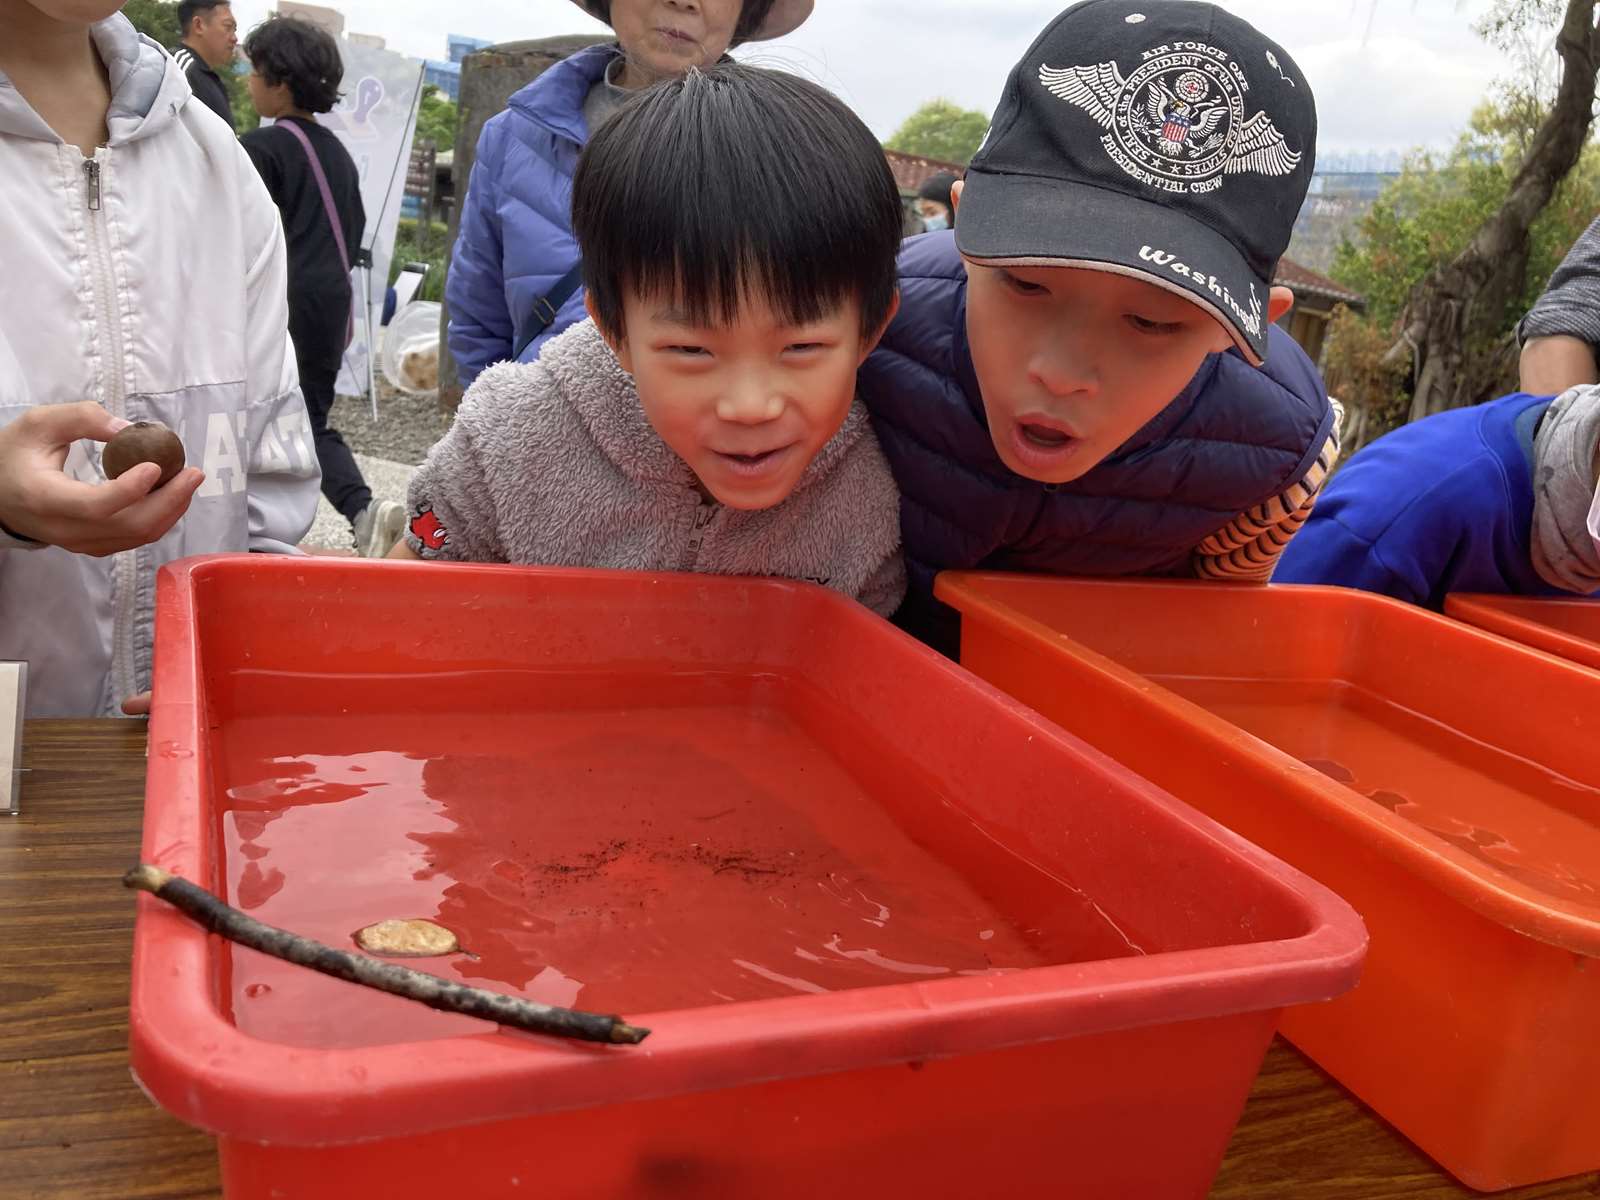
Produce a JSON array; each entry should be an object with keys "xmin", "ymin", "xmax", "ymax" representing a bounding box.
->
[{"xmin": 445, "ymin": 43, "xmax": 616, "ymax": 389}]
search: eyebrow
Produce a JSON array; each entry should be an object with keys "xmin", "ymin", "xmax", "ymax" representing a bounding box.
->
[
  {"xmin": 646, "ymin": 305, "xmax": 844, "ymax": 333},
  {"xmin": 650, "ymin": 307, "xmax": 698, "ymax": 327}
]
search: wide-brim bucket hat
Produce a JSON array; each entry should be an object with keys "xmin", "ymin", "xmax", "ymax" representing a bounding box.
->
[{"xmin": 569, "ymin": 0, "xmax": 813, "ymax": 42}]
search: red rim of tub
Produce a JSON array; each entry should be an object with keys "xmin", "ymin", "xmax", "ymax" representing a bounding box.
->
[
  {"xmin": 936, "ymin": 573, "xmax": 1600, "ymax": 959},
  {"xmin": 130, "ymin": 557, "xmax": 1366, "ymax": 1148}
]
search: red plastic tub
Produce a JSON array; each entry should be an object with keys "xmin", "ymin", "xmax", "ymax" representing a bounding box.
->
[
  {"xmin": 131, "ymin": 557, "xmax": 1364, "ymax": 1200},
  {"xmin": 1446, "ymin": 592, "xmax": 1600, "ymax": 672},
  {"xmin": 936, "ymin": 573, "xmax": 1600, "ymax": 1192}
]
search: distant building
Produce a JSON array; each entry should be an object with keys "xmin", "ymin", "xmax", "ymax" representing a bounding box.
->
[
  {"xmin": 276, "ymin": 1, "xmax": 344, "ymax": 37},
  {"xmin": 423, "ymin": 33, "xmax": 494, "ymax": 101},
  {"xmin": 274, "ymin": 4, "xmax": 381, "ymax": 50},
  {"xmin": 448, "ymin": 34, "xmax": 493, "ymax": 63},
  {"xmin": 1288, "ymin": 151, "xmax": 1406, "ymax": 273},
  {"xmin": 422, "ymin": 61, "xmax": 461, "ymax": 100}
]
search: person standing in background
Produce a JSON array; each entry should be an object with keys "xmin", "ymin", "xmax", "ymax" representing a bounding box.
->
[
  {"xmin": 240, "ymin": 16, "xmax": 405, "ymax": 557},
  {"xmin": 916, "ymin": 171, "xmax": 958, "ymax": 233},
  {"xmin": 1519, "ymin": 214, "xmax": 1600, "ymax": 395},
  {"xmin": 174, "ymin": 0, "xmax": 237, "ymax": 131},
  {"xmin": 446, "ymin": 0, "xmax": 815, "ymax": 388},
  {"xmin": 0, "ymin": 0, "xmax": 319, "ymax": 717},
  {"xmin": 1276, "ymin": 214, "xmax": 1600, "ymax": 607}
]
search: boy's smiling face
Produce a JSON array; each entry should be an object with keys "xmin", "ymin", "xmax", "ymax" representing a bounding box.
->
[{"xmin": 595, "ymin": 286, "xmax": 895, "ymax": 510}]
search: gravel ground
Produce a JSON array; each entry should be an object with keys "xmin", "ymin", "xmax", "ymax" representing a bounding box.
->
[
  {"xmin": 327, "ymin": 377, "xmax": 451, "ymax": 467},
  {"xmin": 300, "ymin": 377, "xmax": 453, "ymax": 551}
]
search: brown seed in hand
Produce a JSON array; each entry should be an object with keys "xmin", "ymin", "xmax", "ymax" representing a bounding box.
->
[
  {"xmin": 102, "ymin": 421, "xmax": 186, "ymax": 488},
  {"xmin": 353, "ymin": 918, "xmax": 460, "ymax": 958}
]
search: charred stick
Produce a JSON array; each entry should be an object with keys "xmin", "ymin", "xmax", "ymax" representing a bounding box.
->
[{"xmin": 123, "ymin": 864, "xmax": 649, "ymax": 1045}]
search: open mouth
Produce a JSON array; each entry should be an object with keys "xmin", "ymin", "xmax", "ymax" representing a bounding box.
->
[
  {"xmin": 714, "ymin": 446, "xmax": 793, "ymax": 477},
  {"xmin": 1019, "ymin": 423, "xmax": 1072, "ymax": 449},
  {"xmin": 1008, "ymin": 417, "xmax": 1082, "ymax": 473}
]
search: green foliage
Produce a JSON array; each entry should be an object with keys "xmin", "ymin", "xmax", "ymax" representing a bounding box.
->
[
  {"xmin": 1320, "ymin": 305, "xmax": 1411, "ymax": 456},
  {"xmin": 122, "ymin": 0, "xmax": 180, "ymax": 45},
  {"xmin": 390, "ymin": 219, "xmax": 451, "ymax": 303},
  {"xmin": 414, "ymin": 86, "xmax": 459, "ymax": 156},
  {"xmin": 886, "ymin": 98, "xmax": 989, "ymax": 166},
  {"xmin": 1330, "ymin": 99, "xmax": 1600, "ymax": 332},
  {"xmin": 225, "ymin": 64, "xmax": 258, "ymax": 133},
  {"xmin": 1324, "ymin": 77, "xmax": 1600, "ymax": 425}
]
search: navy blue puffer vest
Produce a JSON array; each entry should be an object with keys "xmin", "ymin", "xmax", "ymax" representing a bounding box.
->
[{"xmin": 858, "ymin": 231, "xmax": 1333, "ymax": 645}]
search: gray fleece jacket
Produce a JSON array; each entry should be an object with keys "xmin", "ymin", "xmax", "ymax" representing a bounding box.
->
[{"xmin": 406, "ymin": 321, "xmax": 906, "ymax": 616}]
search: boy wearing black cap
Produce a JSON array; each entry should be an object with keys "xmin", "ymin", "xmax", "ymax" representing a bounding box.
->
[{"xmin": 859, "ymin": 0, "xmax": 1337, "ymax": 648}]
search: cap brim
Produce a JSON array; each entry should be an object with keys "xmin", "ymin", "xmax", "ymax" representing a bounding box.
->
[
  {"xmin": 568, "ymin": 0, "xmax": 811, "ymax": 41},
  {"xmin": 955, "ymin": 170, "xmax": 1271, "ymax": 364}
]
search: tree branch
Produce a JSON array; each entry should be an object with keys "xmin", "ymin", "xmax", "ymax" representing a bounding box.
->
[
  {"xmin": 1383, "ymin": 0, "xmax": 1600, "ymax": 382},
  {"xmin": 125, "ymin": 865, "xmax": 650, "ymax": 1045}
]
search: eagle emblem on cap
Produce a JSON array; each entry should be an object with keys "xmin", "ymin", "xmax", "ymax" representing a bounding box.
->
[{"xmin": 1039, "ymin": 48, "xmax": 1301, "ymax": 192}]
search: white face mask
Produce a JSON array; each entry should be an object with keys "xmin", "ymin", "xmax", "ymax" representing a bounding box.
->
[{"xmin": 922, "ymin": 213, "xmax": 949, "ymax": 233}]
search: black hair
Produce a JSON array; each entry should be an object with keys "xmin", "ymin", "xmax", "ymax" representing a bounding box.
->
[
  {"xmin": 242, "ymin": 16, "xmax": 343, "ymax": 113},
  {"xmin": 572, "ymin": 63, "xmax": 902, "ymax": 343},
  {"xmin": 917, "ymin": 171, "xmax": 959, "ymax": 211},
  {"xmin": 178, "ymin": 0, "xmax": 230, "ymax": 37},
  {"xmin": 583, "ymin": 0, "xmax": 778, "ymax": 47}
]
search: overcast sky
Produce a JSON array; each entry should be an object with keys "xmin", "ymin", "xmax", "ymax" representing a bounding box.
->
[{"xmin": 226, "ymin": 0, "xmax": 1529, "ymax": 157}]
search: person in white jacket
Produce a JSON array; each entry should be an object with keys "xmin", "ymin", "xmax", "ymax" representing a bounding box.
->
[{"xmin": 0, "ymin": 2, "xmax": 320, "ymax": 718}]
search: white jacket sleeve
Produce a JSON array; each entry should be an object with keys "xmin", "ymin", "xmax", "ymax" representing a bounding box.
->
[{"xmin": 238, "ymin": 169, "xmax": 320, "ymax": 554}]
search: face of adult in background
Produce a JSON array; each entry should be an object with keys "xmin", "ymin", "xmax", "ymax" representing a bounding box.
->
[
  {"xmin": 187, "ymin": 2, "xmax": 238, "ymax": 70},
  {"xmin": 245, "ymin": 65, "xmax": 292, "ymax": 120},
  {"xmin": 609, "ymin": 0, "xmax": 743, "ymax": 90},
  {"xmin": 917, "ymin": 198, "xmax": 951, "ymax": 232}
]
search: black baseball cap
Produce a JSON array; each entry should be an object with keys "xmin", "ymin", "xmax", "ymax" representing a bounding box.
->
[{"xmin": 956, "ymin": 0, "xmax": 1317, "ymax": 364}]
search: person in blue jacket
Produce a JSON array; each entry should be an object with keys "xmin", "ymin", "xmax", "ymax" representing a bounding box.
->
[
  {"xmin": 1278, "ymin": 206, "xmax": 1600, "ymax": 609},
  {"xmin": 446, "ymin": 0, "xmax": 813, "ymax": 389},
  {"xmin": 856, "ymin": 2, "xmax": 1338, "ymax": 649},
  {"xmin": 1274, "ymin": 389, "xmax": 1600, "ymax": 607}
]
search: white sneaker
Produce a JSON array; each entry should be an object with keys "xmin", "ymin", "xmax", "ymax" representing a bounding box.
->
[{"xmin": 353, "ymin": 500, "xmax": 407, "ymax": 558}]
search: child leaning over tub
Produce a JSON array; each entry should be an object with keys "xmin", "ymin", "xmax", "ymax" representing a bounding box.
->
[{"xmin": 391, "ymin": 64, "xmax": 906, "ymax": 618}]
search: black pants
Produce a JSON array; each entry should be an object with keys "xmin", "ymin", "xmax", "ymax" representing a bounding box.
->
[{"xmin": 296, "ymin": 335, "xmax": 371, "ymax": 525}]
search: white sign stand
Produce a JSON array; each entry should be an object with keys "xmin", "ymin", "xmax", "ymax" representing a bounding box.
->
[{"xmin": 0, "ymin": 661, "xmax": 26, "ymax": 815}]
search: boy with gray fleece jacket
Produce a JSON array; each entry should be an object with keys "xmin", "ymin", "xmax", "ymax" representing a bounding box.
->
[{"xmin": 396, "ymin": 64, "xmax": 905, "ymax": 617}]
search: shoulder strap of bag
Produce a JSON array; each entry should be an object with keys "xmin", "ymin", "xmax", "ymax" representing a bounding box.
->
[
  {"xmin": 278, "ymin": 118, "xmax": 355, "ymax": 346},
  {"xmin": 512, "ymin": 261, "xmax": 585, "ymax": 360}
]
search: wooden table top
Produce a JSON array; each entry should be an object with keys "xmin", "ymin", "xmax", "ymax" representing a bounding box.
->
[{"xmin": 4, "ymin": 719, "xmax": 1597, "ymax": 1200}]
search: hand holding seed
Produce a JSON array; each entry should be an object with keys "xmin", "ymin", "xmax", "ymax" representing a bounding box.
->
[{"xmin": 0, "ymin": 404, "xmax": 203, "ymax": 555}]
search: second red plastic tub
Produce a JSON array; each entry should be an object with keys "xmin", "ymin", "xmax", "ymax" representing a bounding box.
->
[
  {"xmin": 1446, "ymin": 592, "xmax": 1600, "ymax": 672},
  {"xmin": 937, "ymin": 573, "xmax": 1600, "ymax": 1192},
  {"xmin": 130, "ymin": 557, "xmax": 1365, "ymax": 1200}
]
